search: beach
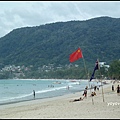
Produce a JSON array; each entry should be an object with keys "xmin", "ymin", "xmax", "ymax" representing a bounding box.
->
[{"xmin": 0, "ymin": 80, "xmax": 120, "ymax": 119}]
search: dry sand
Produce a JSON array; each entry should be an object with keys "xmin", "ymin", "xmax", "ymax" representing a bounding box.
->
[{"xmin": 0, "ymin": 80, "xmax": 120, "ymax": 119}]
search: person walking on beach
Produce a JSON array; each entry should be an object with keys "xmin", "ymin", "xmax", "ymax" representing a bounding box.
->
[
  {"xmin": 33, "ymin": 90, "xmax": 35, "ymax": 99},
  {"xmin": 97, "ymin": 86, "xmax": 99, "ymax": 91},
  {"xmin": 94, "ymin": 86, "xmax": 97, "ymax": 91},
  {"xmin": 116, "ymin": 85, "xmax": 120, "ymax": 95},
  {"xmin": 112, "ymin": 85, "xmax": 114, "ymax": 91}
]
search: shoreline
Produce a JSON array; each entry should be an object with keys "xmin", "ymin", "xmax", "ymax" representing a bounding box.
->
[
  {"xmin": 0, "ymin": 79, "xmax": 105, "ymax": 107},
  {"xmin": 0, "ymin": 78, "xmax": 111, "ymax": 81},
  {"xmin": 0, "ymin": 80, "xmax": 119, "ymax": 118},
  {"xmin": 0, "ymin": 79, "xmax": 101, "ymax": 106}
]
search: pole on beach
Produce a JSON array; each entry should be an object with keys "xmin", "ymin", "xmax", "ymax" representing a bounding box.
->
[
  {"xmin": 82, "ymin": 54, "xmax": 94, "ymax": 105},
  {"xmin": 98, "ymin": 59, "xmax": 105, "ymax": 102},
  {"xmin": 101, "ymin": 78, "xmax": 105, "ymax": 102}
]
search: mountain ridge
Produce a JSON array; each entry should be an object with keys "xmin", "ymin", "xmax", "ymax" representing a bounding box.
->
[{"xmin": 0, "ymin": 16, "xmax": 119, "ymax": 69}]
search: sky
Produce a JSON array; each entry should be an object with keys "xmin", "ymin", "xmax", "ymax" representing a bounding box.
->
[{"xmin": 0, "ymin": 1, "xmax": 120, "ymax": 38}]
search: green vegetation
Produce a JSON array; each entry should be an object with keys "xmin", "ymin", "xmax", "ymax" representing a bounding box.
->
[
  {"xmin": 0, "ymin": 59, "xmax": 119, "ymax": 80},
  {"xmin": 108, "ymin": 60, "xmax": 120, "ymax": 79},
  {"xmin": 0, "ymin": 16, "xmax": 119, "ymax": 79}
]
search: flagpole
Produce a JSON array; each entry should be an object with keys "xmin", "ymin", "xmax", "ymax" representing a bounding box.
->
[
  {"xmin": 69, "ymin": 47, "xmax": 94, "ymax": 104},
  {"xmin": 97, "ymin": 59, "xmax": 105, "ymax": 102},
  {"xmin": 82, "ymin": 53, "xmax": 94, "ymax": 105}
]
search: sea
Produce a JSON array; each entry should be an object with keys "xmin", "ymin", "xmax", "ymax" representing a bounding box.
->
[{"xmin": 0, "ymin": 79, "xmax": 101, "ymax": 105}]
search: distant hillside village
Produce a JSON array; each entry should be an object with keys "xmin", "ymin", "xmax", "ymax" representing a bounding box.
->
[
  {"xmin": 0, "ymin": 62, "xmax": 109, "ymax": 79},
  {"xmin": 0, "ymin": 63, "xmax": 75, "ymax": 79}
]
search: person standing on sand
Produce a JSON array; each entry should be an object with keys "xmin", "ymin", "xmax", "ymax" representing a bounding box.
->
[
  {"xmin": 94, "ymin": 86, "xmax": 97, "ymax": 91},
  {"xmin": 33, "ymin": 90, "xmax": 35, "ymax": 99},
  {"xmin": 112, "ymin": 85, "xmax": 114, "ymax": 91},
  {"xmin": 116, "ymin": 85, "xmax": 120, "ymax": 95}
]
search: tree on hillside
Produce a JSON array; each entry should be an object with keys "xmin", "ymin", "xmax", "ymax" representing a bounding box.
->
[{"xmin": 108, "ymin": 59, "xmax": 120, "ymax": 79}]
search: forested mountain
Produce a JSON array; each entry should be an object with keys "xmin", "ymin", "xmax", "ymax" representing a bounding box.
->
[{"xmin": 0, "ymin": 16, "xmax": 120, "ymax": 70}]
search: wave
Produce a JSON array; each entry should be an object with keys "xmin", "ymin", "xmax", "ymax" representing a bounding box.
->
[
  {"xmin": 0, "ymin": 85, "xmax": 73, "ymax": 103},
  {"xmin": 0, "ymin": 79, "xmax": 100, "ymax": 105}
]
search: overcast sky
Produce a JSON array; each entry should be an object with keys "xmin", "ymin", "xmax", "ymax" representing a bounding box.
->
[{"xmin": 0, "ymin": 1, "xmax": 120, "ymax": 38}]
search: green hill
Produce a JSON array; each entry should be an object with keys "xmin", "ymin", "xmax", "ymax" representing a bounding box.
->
[{"xmin": 0, "ymin": 16, "xmax": 119, "ymax": 70}]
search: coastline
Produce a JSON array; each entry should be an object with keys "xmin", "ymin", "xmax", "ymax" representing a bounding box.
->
[
  {"xmin": 0, "ymin": 79, "xmax": 93, "ymax": 106},
  {"xmin": 0, "ymin": 80, "xmax": 120, "ymax": 118}
]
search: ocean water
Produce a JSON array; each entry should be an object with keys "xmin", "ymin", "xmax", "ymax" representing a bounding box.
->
[{"xmin": 0, "ymin": 79, "xmax": 101, "ymax": 105}]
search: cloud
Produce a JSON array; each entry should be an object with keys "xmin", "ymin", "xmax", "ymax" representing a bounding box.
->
[{"xmin": 0, "ymin": 1, "xmax": 120, "ymax": 38}]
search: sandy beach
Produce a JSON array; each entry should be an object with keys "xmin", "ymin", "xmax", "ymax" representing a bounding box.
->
[{"xmin": 0, "ymin": 80, "xmax": 120, "ymax": 119}]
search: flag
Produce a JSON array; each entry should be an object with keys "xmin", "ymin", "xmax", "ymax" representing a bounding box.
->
[
  {"xmin": 69, "ymin": 48, "xmax": 83, "ymax": 62},
  {"xmin": 89, "ymin": 60, "xmax": 99, "ymax": 81}
]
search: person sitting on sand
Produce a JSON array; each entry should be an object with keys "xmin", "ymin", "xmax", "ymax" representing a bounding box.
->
[
  {"xmin": 90, "ymin": 92, "xmax": 96, "ymax": 97},
  {"xmin": 93, "ymin": 91, "xmax": 96, "ymax": 96},
  {"xmin": 90, "ymin": 92, "xmax": 94, "ymax": 97},
  {"xmin": 69, "ymin": 97, "xmax": 83, "ymax": 102}
]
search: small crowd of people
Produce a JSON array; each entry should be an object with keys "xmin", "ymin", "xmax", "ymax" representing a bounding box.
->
[
  {"xmin": 93, "ymin": 85, "xmax": 99, "ymax": 91},
  {"xmin": 70, "ymin": 83, "xmax": 120, "ymax": 102},
  {"xmin": 70, "ymin": 85, "xmax": 97, "ymax": 102},
  {"xmin": 33, "ymin": 83, "xmax": 120, "ymax": 102}
]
